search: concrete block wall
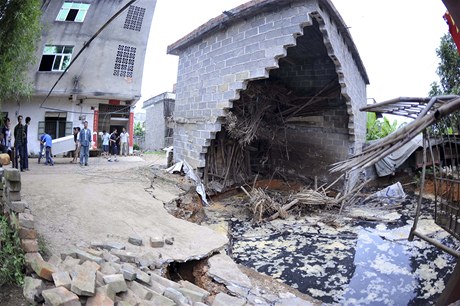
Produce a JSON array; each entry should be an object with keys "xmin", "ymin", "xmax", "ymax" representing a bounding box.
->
[
  {"xmin": 145, "ymin": 102, "xmax": 166, "ymax": 150},
  {"xmin": 171, "ymin": 0, "xmax": 367, "ymax": 178}
]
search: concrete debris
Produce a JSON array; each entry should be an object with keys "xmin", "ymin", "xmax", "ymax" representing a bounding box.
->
[
  {"xmin": 163, "ymin": 287, "xmax": 189, "ymax": 305},
  {"xmin": 212, "ymin": 292, "xmax": 246, "ymax": 306},
  {"xmin": 42, "ymin": 286, "xmax": 81, "ymax": 306},
  {"xmin": 207, "ymin": 254, "xmax": 252, "ymax": 289},
  {"xmin": 70, "ymin": 264, "xmax": 96, "ymax": 296},
  {"xmin": 91, "ymin": 241, "xmax": 126, "ymax": 251},
  {"xmin": 103, "ymin": 274, "xmax": 128, "ymax": 293},
  {"xmin": 121, "ymin": 263, "xmax": 137, "ymax": 281},
  {"xmin": 52, "ymin": 271, "xmax": 72, "ymax": 290},
  {"xmin": 128, "ymin": 234, "xmax": 143, "ymax": 246},
  {"xmin": 111, "ymin": 249, "xmax": 138, "ymax": 263},
  {"xmin": 74, "ymin": 249, "xmax": 104, "ymax": 264},
  {"xmin": 149, "ymin": 236, "xmax": 164, "ymax": 248},
  {"xmin": 23, "ymin": 276, "xmax": 44, "ymax": 304},
  {"xmin": 165, "ymin": 237, "xmax": 174, "ymax": 245}
]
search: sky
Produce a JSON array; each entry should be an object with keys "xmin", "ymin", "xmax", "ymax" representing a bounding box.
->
[{"xmin": 137, "ymin": 0, "xmax": 449, "ymax": 111}]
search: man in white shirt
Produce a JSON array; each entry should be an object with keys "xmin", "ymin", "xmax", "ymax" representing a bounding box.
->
[{"xmin": 120, "ymin": 127, "xmax": 129, "ymax": 156}]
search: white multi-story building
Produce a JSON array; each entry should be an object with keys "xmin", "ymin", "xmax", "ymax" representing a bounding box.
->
[{"xmin": 2, "ymin": 0, "xmax": 156, "ymax": 154}]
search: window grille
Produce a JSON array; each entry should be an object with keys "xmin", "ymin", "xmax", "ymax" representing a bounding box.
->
[
  {"xmin": 124, "ymin": 6, "xmax": 145, "ymax": 31},
  {"xmin": 113, "ymin": 45, "xmax": 136, "ymax": 78}
]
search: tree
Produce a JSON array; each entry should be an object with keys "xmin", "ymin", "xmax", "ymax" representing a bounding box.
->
[
  {"xmin": 0, "ymin": 0, "xmax": 42, "ymax": 106},
  {"xmin": 429, "ymin": 33, "xmax": 460, "ymax": 96},
  {"xmin": 366, "ymin": 112, "xmax": 399, "ymax": 141}
]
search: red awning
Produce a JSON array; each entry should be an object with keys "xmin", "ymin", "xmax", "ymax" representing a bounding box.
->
[{"xmin": 444, "ymin": 11, "xmax": 460, "ymax": 54}]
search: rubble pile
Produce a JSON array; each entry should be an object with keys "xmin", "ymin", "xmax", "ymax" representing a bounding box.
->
[{"xmin": 20, "ymin": 242, "xmax": 314, "ymax": 305}]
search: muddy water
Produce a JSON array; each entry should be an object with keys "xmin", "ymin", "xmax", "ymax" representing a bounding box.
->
[{"xmin": 230, "ymin": 198, "xmax": 459, "ymax": 305}]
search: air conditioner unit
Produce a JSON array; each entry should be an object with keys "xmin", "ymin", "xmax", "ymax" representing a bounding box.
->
[{"xmin": 79, "ymin": 115, "xmax": 86, "ymax": 121}]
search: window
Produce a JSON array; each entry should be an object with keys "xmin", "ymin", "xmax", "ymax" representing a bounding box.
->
[
  {"xmin": 113, "ymin": 45, "xmax": 136, "ymax": 78},
  {"xmin": 38, "ymin": 45, "xmax": 74, "ymax": 72},
  {"xmin": 56, "ymin": 2, "xmax": 90, "ymax": 22},
  {"xmin": 124, "ymin": 6, "xmax": 146, "ymax": 31},
  {"xmin": 38, "ymin": 112, "xmax": 72, "ymax": 140}
]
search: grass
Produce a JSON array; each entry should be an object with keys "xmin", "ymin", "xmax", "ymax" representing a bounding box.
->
[
  {"xmin": 144, "ymin": 150, "xmax": 166, "ymax": 156},
  {"xmin": 0, "ymin": 215, "xmax": 25, "ymax": 286}
]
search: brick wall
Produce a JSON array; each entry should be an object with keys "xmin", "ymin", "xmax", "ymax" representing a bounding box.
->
[{"xmin": 169, "ymin": 0, "xmax": 367, "ymax": 186}]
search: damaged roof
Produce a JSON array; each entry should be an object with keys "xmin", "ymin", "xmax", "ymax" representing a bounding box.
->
[{"xmin": 167, "ymin": 0, "xmax": 369, "ymax": 84}]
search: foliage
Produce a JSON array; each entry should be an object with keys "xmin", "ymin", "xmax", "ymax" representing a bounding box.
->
[
  {"xmin": 0, "ymin": 215, "xmax": 25, "ymax": 287},
  {"xmin": 0, "ymin": 0, "xmax": 42, "ymax": 105},
  {"xmin": 429, "ymin": 33, "xmax": 460, "ymax": 96},
  {"xmin": 366, "ymin": 112, "xmax": 399, "ymax": 141},
  {"xmin": 134, "ymin": 122, "xmax": 145, "ymax": 137},
  {"xmin": 133, "ymin": 143, "xmax": 140, "ymax": 151}
]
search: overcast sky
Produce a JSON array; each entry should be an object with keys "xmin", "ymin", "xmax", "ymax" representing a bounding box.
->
[{"xmin": 138, "ymin": 0, "xmax": 448, "ymax": 109}]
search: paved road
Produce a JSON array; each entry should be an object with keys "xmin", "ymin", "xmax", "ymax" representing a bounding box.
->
[{"xmin": 19, "ymin": 154, "xmax": 227, "ymax": 262}]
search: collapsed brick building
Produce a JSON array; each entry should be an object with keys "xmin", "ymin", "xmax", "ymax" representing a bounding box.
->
[{"xmin": 167, "ymin": 0, "xmax": 369, "ymax": 191}]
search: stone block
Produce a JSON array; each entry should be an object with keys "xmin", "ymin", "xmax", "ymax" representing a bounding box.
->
[
  {"xmin": 121, "ymin": 263, "xmax": 137, "ymax": 281},
  {"xmin": 149, "ymin": 237, "xmax": 164, "ymax": 248},
  {"xmin": 6, "ymin": 189, "xmax": 21, "ymax": 201},
  {"xmin": 100, "ymin": 262, "xmax": 118, "ymax": 275},
  {"xmin": 212, "ymin": 292, "xmax": 246, "ymax": 306},
  {"xmin": 18, "ymin": 227, "xmax": 37, "ymax": 239},
  {"xmin": 102, "ymin": 250, "xmax": 121, "ymax": 263},
  {"xmin": 179, "ymin": 280, "xmax": 210, "ymax": 299},
  {"xmin": 91, "ymin": 241, "xmax": 126, "ymax": 251},
  {"xmin": 6, "ymin": 180, "xmax": 21, "ymax": 191},
  {"xmin": 7, "ymin": 200, "xmax": 27, "ymax": 213},
  {"xmin": 23, "ymin": 276, "xmax": 44, "ymax": 304},
  {"xmin": 86, "ymin": 248, "xmax": 103, "ymax": 257},
  {"xmin": 129, "ymin": 281, "xmax": 153, "ymax": 300},
  {"xmin": 21, "ymin": 239, "xmax": 38, "ymax": 253},
  {"xmin": 149, "ymin": 279, "xmax": 166, "ymax": 295},
  {"xmin": 118, "ymin": 289, "xmax": 141, "ymax": 305},
  {"xmin": 178, "ymin": 287, "xmax": 206, "ymax": 303},
  {"xmin": 53, "ymin": 271, "xmax": 72, "ymax": 290},
  {"xmin": 163, "ymin": 287, "xmax": 189, "ymax": 305},
  {"xmin": 150, "ymin": 272, "xmax": 181, "ymax": 289},
  {"xmin": 136, "ymin": 252, "xmax": 161, "ymax": 269},
  {"xmin": 25, "ymin": 252, "xmax": 42, "ymax": 273},
  {"xmin": 4, "ymin": 168, "xmax": 20, "ymax": 182},
  {"xmin": 82, "ymin": 260, "xmax": 101, "ymax": 272},
  {"xmin": 116, "ymin": 301, "xmax": 135, "ymax": 306},
  {"xmin": 96, "ymin": 271, "xmax": 105, "ymax": 287},
  {"xmin": 59, "ymin": 256, "xmax": 81, "ymax": 273},
  {"xmin": 128, "ymin": 234, "xmax": 143, "ymax": 246},
  {"xmin": 111, "ymin": 249, "xmax": 138, "ymax": 263},
  {"xmin": 70, "ymin": 264, "xmax": 96, "ymax": 296},
  {"xmin": 135, "ymin": 269, "xmax": 151, "ymax": 285},
  {"xmin": 48, "ymin": 254, "xmax": 62, "ymax": 267},
  {"xmin": 75, "ymin": 249, "xmax": 104, "ymax": 264},
  {"xmin": 31, "ymin": 256, "xmax": 57, "ymax": 281},
  {"xmin": 103, "ymin": 274, "xmax": 128, "ymax": 293},
  {"xmin": 18, "ymin": 212, "xmax": 34, "ymax": 229},
  {"xmin": 86, "ymin": 285, "xmax": 115, "ymax": 306},
  {"xmin": 42, "ymin": 287, "xmax": 81, "ymax": 306},
  {"xmin": 139, "ymin": 297, "xmax": 175, "ymax": 306}
]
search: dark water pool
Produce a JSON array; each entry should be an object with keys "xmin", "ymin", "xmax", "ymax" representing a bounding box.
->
[{"xmin": 230, "ymin": 203, "xmax": 459, "ymax": 305}]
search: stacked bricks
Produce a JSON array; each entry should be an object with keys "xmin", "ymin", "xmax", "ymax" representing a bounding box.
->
[{"xmin": 1, "ymin": 168, "xmax": 38, "ymax": 253}]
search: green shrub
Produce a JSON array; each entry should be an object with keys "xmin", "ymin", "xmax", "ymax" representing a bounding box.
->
[
  {"xmin": 133, "ymin": 143, "xmax": 140, "ymax": 151},
  {"xmin": 366, "ymin": 112, "xmax": 399, "ymax": 141},
  {"xmin": 0, "ymin": 215, "xmax": 25, "ymax": 286}
]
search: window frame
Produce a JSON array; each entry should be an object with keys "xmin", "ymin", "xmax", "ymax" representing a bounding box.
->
[
  {"xmin": 38, "ymin": 45, "xmax": 74, "ymax": 72},
  {"xmin": 56, "ymin": 2, "xmax": 90, "ymax": 22}
]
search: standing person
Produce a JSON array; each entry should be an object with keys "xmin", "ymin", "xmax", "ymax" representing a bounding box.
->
[
  {"xmin": 38, "ymin": 133, "xmax": 46, "ymax": 164},
  {"xmin": 42, "ymin": 133, "xmax": 54, "ymax": 166},
  {"xmin": 13, "ymin": 115, "xmax": 26, "ymax": 171},
  {"xmin": 23, "ymin": 117, "xmax": 31, "ymax": 171},
  {"xmin": 2, "ymin": 118, "xmax": 12, "ymax": 162},
  {"xmin": 79, "ymin": 121, "xmax": 91, "ymax": 166},
  {"xmin": 101, "ymin": 130, "xmax": 110, "ymax": 158},
  {"xmin": 108, "ymin": 128, "xmax": 119, "ymax": 162},
  {"xmin": 120, "ymin": 127, "xmax": 129, "ymax": 156},
  {"xmin": 72, "ymin": 127, "xmax": 81, "ymax": 163}
]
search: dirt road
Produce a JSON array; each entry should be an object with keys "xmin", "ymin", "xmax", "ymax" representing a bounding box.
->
[{"xmin": 19, "ymin": 154, "xmax": 227, "ymax": 262}]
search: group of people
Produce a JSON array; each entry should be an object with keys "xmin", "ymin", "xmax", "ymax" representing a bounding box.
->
[
  {"xmin": 70, "ymin": 120, "xmax": 92, "ymax": 166},
  {"xmin": 0, "ymin": 116, "xmax": 130, "ymax": 169},
  {"xmin": 100, "ymin": 127, "xmax": 130, "ymax": 162},
  {"xmin": 1, "ymin": 115, "xmax": 32, "ymax": 171},
  {"xmin": 71, "ymin": 123, "xmax": 130, "ymax": 166}
]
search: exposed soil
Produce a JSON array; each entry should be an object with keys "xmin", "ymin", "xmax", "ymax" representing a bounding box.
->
[{"xmin": 0, "ymin": 284, "xmax": 27, "ymax": 306}]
